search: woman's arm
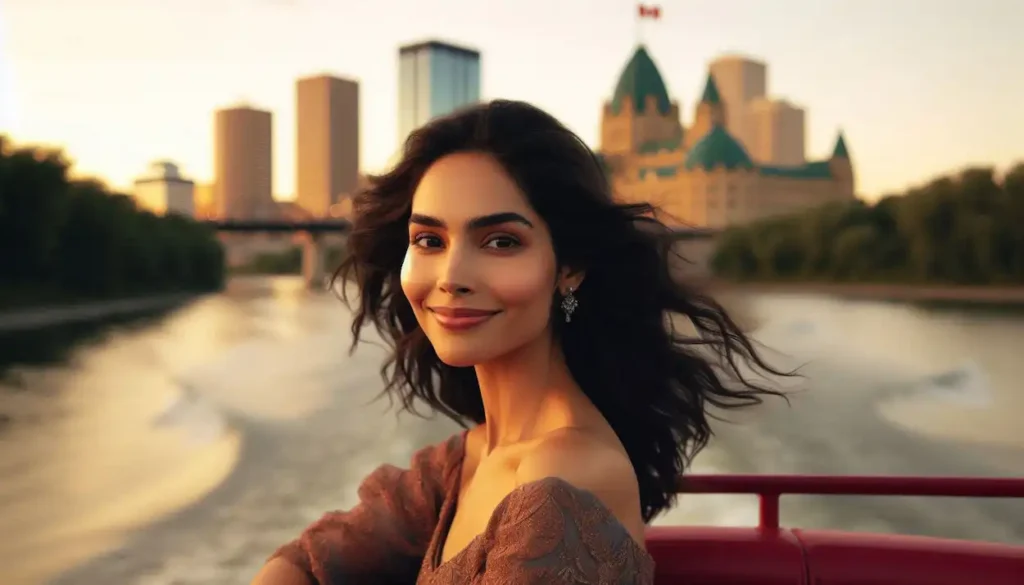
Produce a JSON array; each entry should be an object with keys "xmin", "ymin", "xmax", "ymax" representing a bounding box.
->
[
  {"xmin": 251, "ymin": 557, "xmax": 314, "ymax": 585},
  {"xmin": 253, "ymin": 433, "xmax": 462, "ymax": 585}
]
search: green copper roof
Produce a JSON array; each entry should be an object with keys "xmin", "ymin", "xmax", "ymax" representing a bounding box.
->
[
  {"xmin": 700, "ymin": 73, "xmax": 721, "ymax": 104},
  {"xmin": 832, "ymin": 132, "xmax": 849, "ymax": 158},
  {"xmin": 684, "ymin": 125, "xmax": 753, "ymax": 171},
  {"xmin": 611, "ymin": 46, "xmax": 671, "ymax": 115},
  {"xmin": 759, "ymin": 160, "xmax": 833, "ymax": 179}
]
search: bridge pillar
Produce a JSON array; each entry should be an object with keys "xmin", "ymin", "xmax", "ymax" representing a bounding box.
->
[{"xmin": 301, "ymin": 232, "xmax": 327, "ymax": 289}]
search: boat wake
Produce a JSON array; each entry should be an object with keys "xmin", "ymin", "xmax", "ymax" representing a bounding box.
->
[
  {"xmin": 152, "ymin": 383, "xmax": 231, "ymax": 447},
  {"xmin": 173, "ymin": 333, "xmax": 352, "ymax": 423},
  {"xmin": 0, "ymin": 357, "xmax": 244, "ymax": 585}
]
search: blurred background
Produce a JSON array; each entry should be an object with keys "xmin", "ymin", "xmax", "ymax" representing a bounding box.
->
[{"xmin": 1, "ymin": 1, "xmax": 1023, "ymax": 584}]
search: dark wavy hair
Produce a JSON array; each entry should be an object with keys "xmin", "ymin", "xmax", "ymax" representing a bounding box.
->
[{"xmin": 335, "ymin": 100, "xmax": 788, "ymax": 522}]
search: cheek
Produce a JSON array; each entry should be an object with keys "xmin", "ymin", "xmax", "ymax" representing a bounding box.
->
[
  {"xmin": 400, "ymin": 249, "xmax": 431, "ymax": 306},
  {"xmin": 489, "ymin": 257, "xmax": 555, "ymax": 309}
]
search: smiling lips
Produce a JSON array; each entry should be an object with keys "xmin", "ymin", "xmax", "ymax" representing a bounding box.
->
[{"xmin": 428, "ymin": 306, "xmax": 500, "ymax": 331}]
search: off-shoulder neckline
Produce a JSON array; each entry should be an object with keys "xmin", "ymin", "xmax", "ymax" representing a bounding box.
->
[{"xmin": 430, "ymin": 430, "xmax": 654, "ymax": 572}]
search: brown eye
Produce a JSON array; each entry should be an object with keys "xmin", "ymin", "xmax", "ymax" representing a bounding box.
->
[
  {"xmin": 412, "ymin": 234, "xmax": 444, "ymax": 248},
  {"xmin": 483, "ymin": 235, "xmax": 521, "ymax": 250}
]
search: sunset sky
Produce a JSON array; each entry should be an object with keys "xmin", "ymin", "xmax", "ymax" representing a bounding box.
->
[{"xmin": 1, "ymin": 0, "xmax": 1021, "ymax": 201}]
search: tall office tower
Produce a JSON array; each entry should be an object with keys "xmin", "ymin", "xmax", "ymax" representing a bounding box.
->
[
  {"xmin": 708, "ymin": 55, "xmax": 767, "ymax": 148},
  {"xmin": 296, "ymin": 75, "xmax": 360, "ymax": 217},
  {"xmin": 397, "ymin": 40, "xmax": 481, "ymax": 148},
  {"xmin": 214, "ymin": 105, "xmax": 273, "ymax": 219},
  {"xmin": 746, "ymin": 98, "xmax": 806, "ymax": 166}
]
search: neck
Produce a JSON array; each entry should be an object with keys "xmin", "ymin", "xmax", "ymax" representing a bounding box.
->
[{"xmin": 474, "ymin": 331, "xmax": 579, "ymax": 454}]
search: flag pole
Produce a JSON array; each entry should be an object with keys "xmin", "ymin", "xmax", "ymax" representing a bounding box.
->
[
  {"xmin": 635, "ymin": 5, "xmax": 642, "ymax": 46},
  {"xmin": 636, "ymin": 5, "xmax": 661, "ymax": 46}
]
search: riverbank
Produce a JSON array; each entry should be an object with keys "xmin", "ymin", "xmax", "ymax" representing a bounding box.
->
[
  {"xmin": 0, "ymin": 294, "xmax": 198, "ymax": 333},
  {"xmin": 706, "ymin": 281, "xmax": 1024, "ymax": 306}
]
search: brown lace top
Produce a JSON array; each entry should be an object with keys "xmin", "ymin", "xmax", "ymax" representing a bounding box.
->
[{"xmin": 271, "ymin": 432, "xmax": 655, "ymax": 584}]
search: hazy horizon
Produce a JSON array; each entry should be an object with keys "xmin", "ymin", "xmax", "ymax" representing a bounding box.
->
[{"xmin": 2, "ymin": 0, "xmax": 1022, "ymax": 202}]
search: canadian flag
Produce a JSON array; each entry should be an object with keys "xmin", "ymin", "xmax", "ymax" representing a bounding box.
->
[{"xmin": 638, "ymin": 4, "xmax": 662, "ymax": 19}]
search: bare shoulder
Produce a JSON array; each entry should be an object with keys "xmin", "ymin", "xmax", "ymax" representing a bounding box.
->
[
  {"xmin": 516, "ymin": 429, "xmax": 638, "ymax": 496},
  {"xmin": 250, "ymin": 557, "xmax": 312, "ymax": 585},
  {"xmin": 515, "ymin": 429, "xmax": 645, "ymax": 542}
]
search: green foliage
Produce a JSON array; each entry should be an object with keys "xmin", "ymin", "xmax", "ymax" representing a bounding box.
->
[
  {"xmin": 234, "ymin": 244, "xmax": 346, "ymax": 275},
  {"xmin": 711, "ymin": 163, "xmax": 1024, "ymax": 285},
  {"xmin": 236, "ymin": 246, "xmax": 303, "ymax": 275},
  {"xmin": 0, "ymin": 136, "xmax": 225, "ymax": 304}
]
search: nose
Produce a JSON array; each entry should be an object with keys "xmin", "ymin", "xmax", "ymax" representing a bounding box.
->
[
  {"xmin": 438, "ymin": 280, "xmax": 472, "ymax": 296},
  {"xmin": 437, "ymin": 245, "xmax": 474, "ymax": 297}
]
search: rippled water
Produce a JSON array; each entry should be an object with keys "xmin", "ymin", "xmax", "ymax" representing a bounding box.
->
[{"xmin": 1, "ymin": 276, "xmax": 1022, "ymax": 585}]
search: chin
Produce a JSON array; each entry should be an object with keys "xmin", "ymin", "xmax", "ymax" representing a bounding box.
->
[
  {"xmin": 433, "ymin": 345, "xmax": 492, "ymax": 368},
  {"xmin": 428, "ymin": 333, "xmax": 509, "ymax": 368}
]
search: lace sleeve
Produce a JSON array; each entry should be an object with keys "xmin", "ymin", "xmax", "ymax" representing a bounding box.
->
[
  {"xmin": 270, "ymin": 433, "xmax": 462, "ymax": 585},
  {"xmin": 479, "ymin": 477, "xmax": 655, "ymax": 585}
]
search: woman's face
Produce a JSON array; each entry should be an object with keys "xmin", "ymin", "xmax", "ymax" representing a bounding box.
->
[{"xmin": 401, "ymin": 152, "xmax": 567, "ymax": 367}]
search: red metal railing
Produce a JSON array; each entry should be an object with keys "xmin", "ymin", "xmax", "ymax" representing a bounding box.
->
[{"xmin": 677, "ymin": 475, "xmax": 1024, "ymax": 531}]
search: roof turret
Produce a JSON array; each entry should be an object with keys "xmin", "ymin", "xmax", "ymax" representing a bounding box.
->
[
  {"xmin": 832, "ymin": 132, "xmax": 849, "ymax": 159},
  {"xmin": 684, "ymin": 124, "xmax": 754, "ymax": 171},
  {"xmin": 610, "ymin": 46, "xmax": 672, "ymax": 115},
  {"xmin": 700, "ymin": 73, "xmax": 721, "ymax": 104}
]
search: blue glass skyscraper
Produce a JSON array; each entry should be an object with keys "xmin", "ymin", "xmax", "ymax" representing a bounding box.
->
[{"xmin": 397, "ymin": 40, "xmax": 481, "ymax": 148}]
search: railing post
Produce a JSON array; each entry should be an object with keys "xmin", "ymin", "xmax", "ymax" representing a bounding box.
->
[{"xmin": 758, "ymin": 492, "xmax": 780, "ymax": 532}]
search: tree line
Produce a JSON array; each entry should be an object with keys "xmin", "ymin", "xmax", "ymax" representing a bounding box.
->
[
  {"xmin": 0, "ymin": 136, "xmax": 225, "ymax": 307},
  {"xmin": 234, "ymin": 245, "xmax": 347, "ymax": 276},
  {"xmin": 711, "ymin": 163, "xmax": 1024, "ymax": 285}
]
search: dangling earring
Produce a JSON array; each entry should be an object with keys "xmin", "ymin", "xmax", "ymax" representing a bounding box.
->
[{"xmin": 560, "ymin": 286, "xmax": 578, "ymax": 323}]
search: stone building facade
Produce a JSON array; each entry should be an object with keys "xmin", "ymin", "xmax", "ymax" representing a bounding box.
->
[{"xmin": 599, "ymin": 46, "xmax": 856, "ymax": 228}]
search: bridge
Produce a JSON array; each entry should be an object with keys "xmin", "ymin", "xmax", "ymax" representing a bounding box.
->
[
  {"xmin": 203, "ymin": 219, "xmax": 351, "ymax": 287},
  {"xmin": 203, "ymin": 220, "xmax": 720, "ymax": 287},
  {"xmin": 206, "ymin": 219, "xmax": 353, "ymax": 234}
]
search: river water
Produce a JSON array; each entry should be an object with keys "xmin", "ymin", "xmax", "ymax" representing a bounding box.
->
[{"xmin": 1, "ymin": 276, "xmax": 1022, "ymax": 585}]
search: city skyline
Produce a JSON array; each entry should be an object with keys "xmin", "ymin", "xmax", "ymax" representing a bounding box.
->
[{"xmin": 2, "ymin": 0, "xmax": 1022, "ymax": 201}]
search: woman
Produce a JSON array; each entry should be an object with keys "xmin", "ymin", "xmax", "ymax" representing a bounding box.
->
[{"xmin": 253, "ymin": 100, "xmax": 786, "ymax": 585}]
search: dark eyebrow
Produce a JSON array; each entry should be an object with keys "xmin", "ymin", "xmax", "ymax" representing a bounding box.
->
[
  {"xmin": 408, "ymin": 212, "xmax": 534, "ymax": 230},
  {"xmin": 409, "ymin": 213, "xmax": 445, "ymax": 227},
  {"xmin": 468, "ymin": 212, "xmax": 534, "ymax": 229}
]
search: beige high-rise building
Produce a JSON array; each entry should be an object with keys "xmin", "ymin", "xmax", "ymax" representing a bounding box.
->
[
  {"xmin": 296, "ymin": 75, "xmax": 360, "ymax": 217},
  {"xmin": 708, "ymin": 55, "xmax": 767, "ymax": 147},
  {"xmin": 747, "ymin": 98, "xmax": 806, "ymax": 166},
  {"xmin": 214, "ymin": 106, "xmax": 273, "ymax": 219}
]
